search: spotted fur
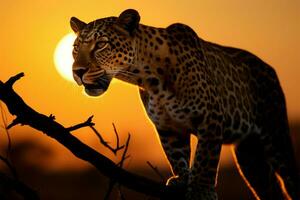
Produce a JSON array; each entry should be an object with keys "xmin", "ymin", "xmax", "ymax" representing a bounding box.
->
[{"xmin": 70, "ymin": 9, "xmax": 299, "ymax": 200}]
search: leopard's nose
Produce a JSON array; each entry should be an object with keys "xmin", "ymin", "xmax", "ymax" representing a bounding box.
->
[
  {"xmin": 73, "ymin": 68, "xmax": 88, "ymax": 85},
  {"xmin": 73, "ymin": 68, "xmax": 88, "ymax": 79}
]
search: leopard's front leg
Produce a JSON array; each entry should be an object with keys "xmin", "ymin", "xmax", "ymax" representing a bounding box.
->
[
  {"xmin": 187, "ymin": 124, "xmax": 222, "ymax": 200},
  {"xmin": 157, "ymin": 129, "xmax": 191, "ymax": 187}
]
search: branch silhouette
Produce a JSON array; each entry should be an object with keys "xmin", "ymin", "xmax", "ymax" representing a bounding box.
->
[{"xmin": 0, "ymin": 73, "xmax": 185, "ymax": 199}]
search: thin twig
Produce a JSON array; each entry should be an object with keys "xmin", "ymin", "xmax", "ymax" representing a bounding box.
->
[
  {"xmin": 147, "ymin": 161, "xmax": 166, "ymax": 182},
  {"xmin": 104, "ymin": 133, "xmax": 131, "ymax": 200},
  {"xmin": 104, "ymin": 180, "xmax": 116, "ymax": 200},
  {"xmin": 0, "ymin": 103, "xmax": 13, "ymax": 160},
  {"xmin": 112, "ymin": 123, "xmax": 121, "ymax": 151},
  {"xmin": 49, "ymin": 114, "xmax": 55, "ymax": 121},
  {"xmin": 119, "ymin": 134, "xmax": 131, "ymax": 168},
  {"xmin": 116, "ymin": 156, "xmax": 130, "ymax": 166},
  {"xmin": 116, "ymin": 134, "xmax": 132, "ymax": 199},
  {"xmin": 67, "ymin": 116, "xmax": 95, "ymax": 131},
  {"xmin": 0, "ymin": 103, "xmax": 19, "ymax": 182},
  {"xmin": 89, "ymin": 125, "xmax": 124, "ymax": 155}
]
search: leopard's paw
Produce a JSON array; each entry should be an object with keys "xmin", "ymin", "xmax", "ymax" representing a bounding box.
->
[{"xmin": 166, "ymin": 174, "xmax": 189, "ymax": 188}]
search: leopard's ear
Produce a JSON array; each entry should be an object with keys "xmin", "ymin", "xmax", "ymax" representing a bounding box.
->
[
  {"xmin": 115, "ymin": 9, "xmax": 140, "ymax": 36},
  {"xmin": 70, "ymin": 17, "xmax": 87, "ymax": 34}
]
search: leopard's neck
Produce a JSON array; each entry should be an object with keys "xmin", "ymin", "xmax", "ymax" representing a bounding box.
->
[{"xmin": 116, "ymin": 24, "xmax": 174, "ymax": 93}]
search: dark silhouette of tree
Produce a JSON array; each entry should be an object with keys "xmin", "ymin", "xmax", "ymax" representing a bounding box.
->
[{"xmin": 0, "ymin": 73, "xmax": 185, "ymax": 200}]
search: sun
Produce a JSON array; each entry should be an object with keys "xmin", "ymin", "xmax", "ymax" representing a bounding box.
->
[{"xmin": 54, "ymin": 33, "xmax": 77, "ymax": 82}]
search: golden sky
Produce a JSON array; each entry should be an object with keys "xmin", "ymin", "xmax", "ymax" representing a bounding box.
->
[{"xmin": 0, "ymin": 0, "xmax": 299, "ymax": 170}]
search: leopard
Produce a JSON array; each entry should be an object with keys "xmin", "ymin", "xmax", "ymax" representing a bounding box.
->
[{"xmin": 69, "ymin": 9, "xmax": 299, "ymax": 200}]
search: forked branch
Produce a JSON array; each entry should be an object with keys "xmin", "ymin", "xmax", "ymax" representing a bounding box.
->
[{"xmin": 104, "ymin": 133, "xmax": 131, "ymax": 200}]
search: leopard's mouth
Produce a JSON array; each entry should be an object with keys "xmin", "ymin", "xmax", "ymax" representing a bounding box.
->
[
  {"xmin": 83, "ymin": 82, "xmax": 109, "ymax": 96},
  {"xmin": 83, "ymin": 74, "xmax": 111, "ymax": 96}
]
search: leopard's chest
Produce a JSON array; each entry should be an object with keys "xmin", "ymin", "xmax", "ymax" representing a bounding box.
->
[{"xmin": 145, "ymin": 94, "xmax": 192, "ymax": 131}]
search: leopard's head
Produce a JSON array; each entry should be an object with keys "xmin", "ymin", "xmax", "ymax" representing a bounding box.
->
[{"xmin": 70, "ymin": 9, "xmax": 140, "ymax": 96}]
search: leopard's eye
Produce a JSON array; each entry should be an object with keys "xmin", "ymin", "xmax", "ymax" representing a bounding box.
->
[{"xmin": 96, "ymin": 41, "xmax": 109, "ymax": 51}]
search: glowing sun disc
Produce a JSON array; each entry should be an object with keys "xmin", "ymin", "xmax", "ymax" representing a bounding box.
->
[{"xmin": 54, "ymin": 33, "xmax": 76, "ymax": 82}]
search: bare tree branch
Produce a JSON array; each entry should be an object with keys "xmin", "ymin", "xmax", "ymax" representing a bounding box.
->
[
  {"xmin": 67, "ymin": 116, "xmax": 95, "ymax": 131},
  {"xmin": 0, "ymin": 73, "xmax": 186, "ymax": 199}
]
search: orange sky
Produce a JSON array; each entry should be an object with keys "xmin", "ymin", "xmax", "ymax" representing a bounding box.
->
[{"xmin": 0, "ymin": 1, "xmax": 299, "ymax": 171}]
